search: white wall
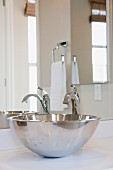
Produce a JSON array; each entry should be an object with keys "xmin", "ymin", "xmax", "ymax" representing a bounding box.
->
[
  {"xmin": 0, "ymin": 1, "xmax": 6, "ymax": 110},
  {"xmin": 78, "ymin": 84, "xmax": 113, "ymax": 120},
  {"xmin": 38, "ymin": 0, "xmax": 71, "ymax": 88},
  {"xmin": 0, "ymin": 0, "xmax": 29, "ymax": 111},
  {"xmin": 12, "ymin": 0, "xmax": 29, "ymax": 110}
]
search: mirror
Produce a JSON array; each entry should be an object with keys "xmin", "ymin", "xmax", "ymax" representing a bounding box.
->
[
  {"xmin": 39, "ymin": 0, "xmax": 108, "ymax": 86},
  {"xmin": 38, "ymin": 0, "xmax": 112, "ymax": 120},
  {"xmin": 0, "ymin": 0, "xmax": 113, "ymax": 124}
]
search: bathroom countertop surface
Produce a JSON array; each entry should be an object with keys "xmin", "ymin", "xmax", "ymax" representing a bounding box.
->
[{"xmin": 0, "ymin": 120, "xmax": 113, "ymax": 170}]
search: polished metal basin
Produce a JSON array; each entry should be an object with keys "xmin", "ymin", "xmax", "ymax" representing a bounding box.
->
[
  {"xmin": 9, "ymin": 113, "xmax": 100, "ymax": 157},
  {"xmin": 0, "ymin": 111, "xmax": 28, "ymax": 129}
]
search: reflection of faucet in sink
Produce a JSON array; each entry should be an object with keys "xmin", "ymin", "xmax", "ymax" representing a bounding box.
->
[
  {"xmin": 22, "ymin": 87, "xmax": 50, "ymax": 114},
  {"xmin": 63, "ymin": 84, "xmax": 80, "ymax": 115}
]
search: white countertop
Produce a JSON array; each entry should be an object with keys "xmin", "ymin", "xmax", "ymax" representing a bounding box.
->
[{"xmin": 0, "ymin": 120, "xmax": 113, "ymax": 170}]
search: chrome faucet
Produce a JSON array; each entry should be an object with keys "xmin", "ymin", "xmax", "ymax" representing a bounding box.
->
[
  {"xmin": 22, "ymin": 87, "xmax": 50, "ymax": 114},
  {"xmin": 37, "ymin": 87, "xmax": 50, "ymax": 114},
  {"xmin": 63, "ymin": 84, "xmax": 80, "ymax": 115}
]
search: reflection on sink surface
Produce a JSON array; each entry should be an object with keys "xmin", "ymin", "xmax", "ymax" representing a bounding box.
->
[
  {"xmin": 0, "ymin": 111, "xmax": 28, "ymax": 129},
  {"xmin": 9, "ymin": 112, "xmax": 100, "ymax": 158}
]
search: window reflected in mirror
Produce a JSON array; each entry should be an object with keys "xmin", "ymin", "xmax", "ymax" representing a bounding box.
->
[{"xmin": 92, "ymin": 22, "xmax": 107, "ymax": 83}]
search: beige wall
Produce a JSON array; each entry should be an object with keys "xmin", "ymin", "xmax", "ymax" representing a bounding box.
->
[
  {"xmin": 38, "ymin": 0, "xmax": 71, "ymax": 88},
  {"xmin": 38, "ymin": 0, "xmax": 93, "ymax": 86},
  {"xmin": 71, "ymin": 0, "xmax": 92, "ymax": 84}
]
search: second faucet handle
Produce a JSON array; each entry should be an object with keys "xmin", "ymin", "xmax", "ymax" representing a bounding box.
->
[
  {"xmin": 70, "ymin": 84, "xmax": 77, "ymax": 91},
  {"xmin": 37, "ymin": 86, "xmax": 50, "ymax": 114},
  {"xmin": 70, "ymin": 84, "xmax": 80, "ymax": 102}
]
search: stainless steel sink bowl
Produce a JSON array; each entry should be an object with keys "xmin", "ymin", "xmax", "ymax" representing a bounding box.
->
[
  {"xmin": 9, "ymin": 113, "xmax": 100, "ymax": 157},
  {"xmin": 0, "ymin": 111, "xmax": 28, "ymax": 129}
]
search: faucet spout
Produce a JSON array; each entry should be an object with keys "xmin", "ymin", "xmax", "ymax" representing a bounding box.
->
[
  {"xmin": 22, "ymin": 93, "xmax": 49, "ymax": 113},
  {"xmin": 22, "ymin": 94, "xmax": 43, "ymax": 103}
]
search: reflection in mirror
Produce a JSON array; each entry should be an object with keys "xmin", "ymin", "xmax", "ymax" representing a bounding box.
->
[
  {"xmin": 89, "ymin": 0, "xmax": 107, "ymax": 83},
  {"xmin": 92, "ymin": 22, "xmax": 107, "ymax": 83},
  {"xmin": 36, "ymin": 0, "xmax": 113, "ymax": 120},
  {"xmin": 71, "ymin": 0, "xmax": 108, "ymax": 84}
]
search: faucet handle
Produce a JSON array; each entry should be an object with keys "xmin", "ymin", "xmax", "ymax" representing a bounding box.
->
[
  {"xmin": 70, "ymin": 84, "xmax": 80, "ymax": 102},
  {"xmin": 37, "ymin": 86, "xmax": 50, "ymax": 100},
  {"xmin": 37, "ymin": 87, "xmax": 50, "ymax": 114},
  {"xmin": 37, "ymin": 87, "xmax": 48, "ymax": 95},
  {"xmin": 70, "ymin": 84, "xmax": 77, "ymax": 92}
]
